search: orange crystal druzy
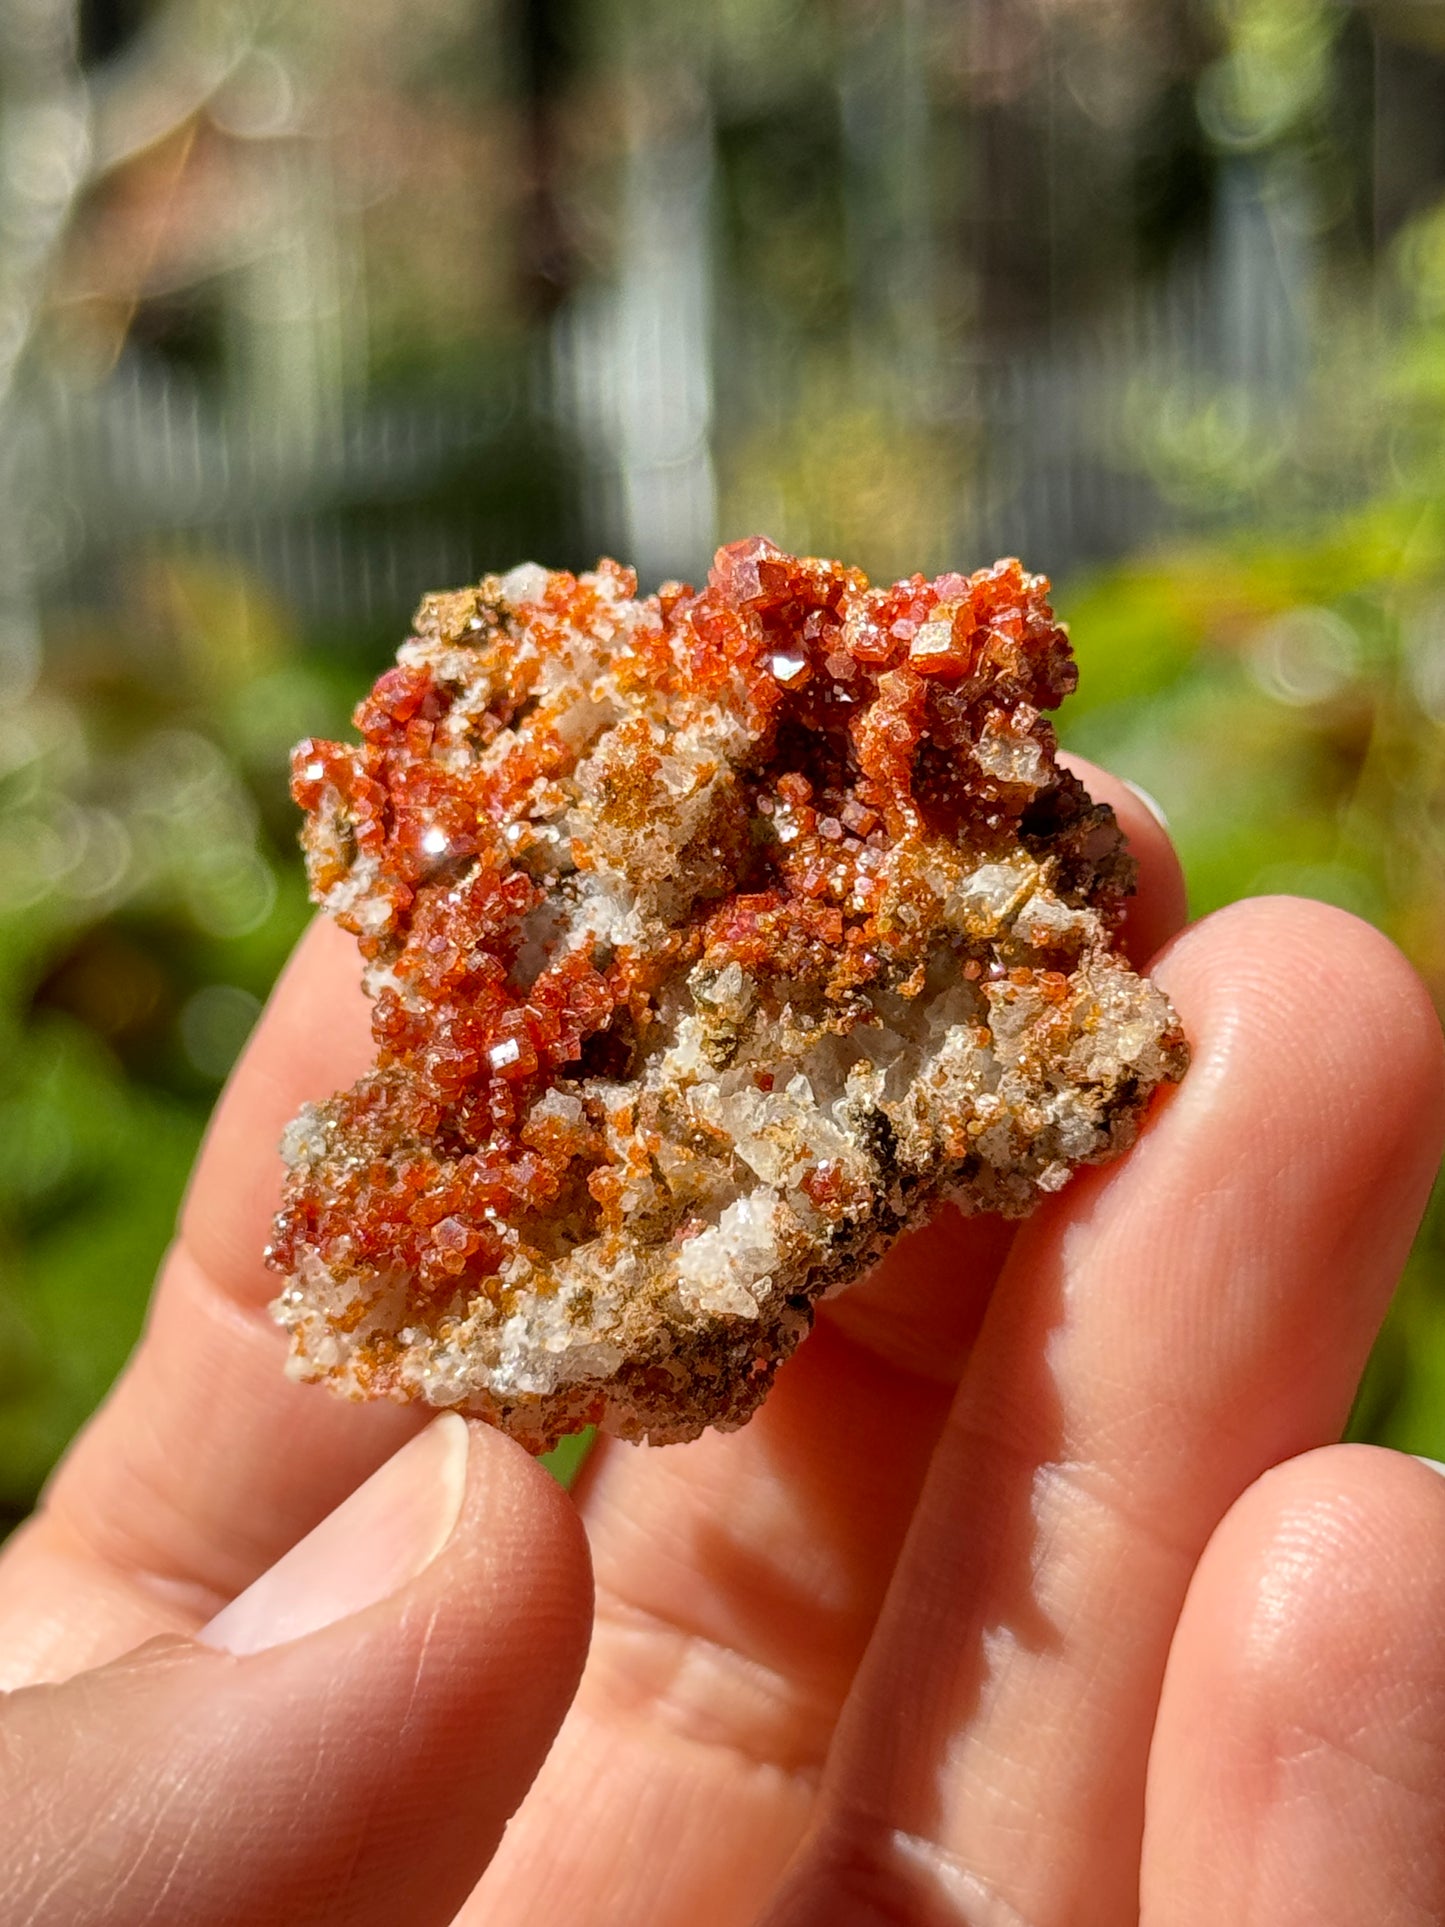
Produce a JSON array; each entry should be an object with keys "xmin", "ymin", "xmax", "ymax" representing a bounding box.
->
[
  {"xmin": 270, "ymin": 543, "xmax": 1098, "ymax": 1303},
  {"xmin": 268, "ymin": 538, "xmax": 1183, "ymax": 1448}
]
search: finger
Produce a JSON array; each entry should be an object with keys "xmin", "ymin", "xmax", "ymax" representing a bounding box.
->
[
  {"xmin": 0, "ymin": 920, "xmax": 426, "ymax": 1684},
  {"xmin": 1143, "ymin": 1445, "xmax": 1445, "ymax": 1925},
  {"xmin": 1057, "ymin": 752, "xmax": 1186, "ymax": 970},
  {"xmin": 767, "ymin": 897, "xmax": 1445, "ymax": 1927},
  {"xmin": 469, "ymin": 780, "xmax": 1188, "ymax": 1925},
  {"xmin": 179, "ymin": 913, "xmax": 376, "ymax": 1305},
  {"xmin": 0, "ymin": 1418, "xmax": 593, "ymax": 1927}
]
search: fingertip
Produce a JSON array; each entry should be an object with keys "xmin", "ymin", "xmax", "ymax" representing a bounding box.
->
[
  {"xmin": 449, "ymin": 1417, "xmax": 596, "ymax": 1660},
  {"xmin": 0, "ymin": 1412, "xmax": 596, "ymax": 1927},
  {"xmin": 1152, "ymin": 895, "xmax": 1445, "ymax": 1154},
  {"xmin": 1168, "ymin": 1441, "xmax": 1445, "ymax": 1683},
  {"xmin": 256, "ymin": 1414, "xmax": 594, "ymax": 1903},
  {"xmin": 1144, "ymin": 1443, "xmax": 1445, "ymax": 1924},
  {"xmin": 193, "ymin": 1410, "xmax": 593, "ymax": 1675},
  {"xmin": 1058, "ymin": 752, "xmax": 1188, "ymax": 967},
  {"xmin": 1000, "ymin": 892, "xmax": 1443, "ymax": 1491}
]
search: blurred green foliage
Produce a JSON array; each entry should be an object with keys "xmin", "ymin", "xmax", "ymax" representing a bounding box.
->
[
  {"xmin": 1057, "ymin": 183, "xmax": 1445, "ymax": 1451},
  {"xmin": 1062, "ymin": 507, "xmax": 1445, "ymax": 1452},
  {"xmin": 0, "ymin": 561, "xmax": 363, "ymax": 1517},
  {"xmin": 2, "ymin": 0, "xmax": 1445, "ymax": 1520}
]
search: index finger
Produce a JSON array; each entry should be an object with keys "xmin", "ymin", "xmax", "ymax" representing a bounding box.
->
[{"xmin": 0, "ymin": 920, "xmax": 426, "ymax": 1683}]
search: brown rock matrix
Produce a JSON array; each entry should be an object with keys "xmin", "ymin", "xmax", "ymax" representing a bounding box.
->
[{"xmin": 268, "ymin": 538, "xmax": 1188, "ymax": 1449}]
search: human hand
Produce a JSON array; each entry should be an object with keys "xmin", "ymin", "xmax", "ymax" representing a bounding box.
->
[{"xmin": 1, "ymin": 761, "xmax": 1442, "ymax": 1926}]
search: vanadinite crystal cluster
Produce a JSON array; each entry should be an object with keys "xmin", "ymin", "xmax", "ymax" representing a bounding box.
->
[{"xmin": 269, "ymin": 538, "xmax": 1188, "ymax": 1449}]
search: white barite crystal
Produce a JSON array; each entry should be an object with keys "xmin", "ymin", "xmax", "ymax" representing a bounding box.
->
[
  {"xmin": 675, "ymin": 1192, "xmax": 782, "ymax": 1318},
  {"xmin": 529, "ymin": 1089, "xmax": 584, "ymax": 1130},
  {"xmin": 499, "ymin": 561, "xmax": 549, "ymax": 606},
  {"xmin": 279, "ymin": 1104, "xmax": 329, "ymax": 1168}
]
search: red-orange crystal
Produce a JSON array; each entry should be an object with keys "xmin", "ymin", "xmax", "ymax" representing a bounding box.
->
[{"xmin": 270, "ymin": 540, "xmax": 1187, "ymax": 1449}]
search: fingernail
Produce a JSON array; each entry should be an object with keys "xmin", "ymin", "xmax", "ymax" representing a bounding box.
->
[
  {"xmin": 1412, "ymin": 1455, "xmax": 1445, "ymax": 1478},
  {"xmin": 199, "ymin": 1414, "xmax": 469, "ymax": 1655},
  {"xmin": 1121, "ymin": 778, "xmax": 1170, "ymax": 833}
]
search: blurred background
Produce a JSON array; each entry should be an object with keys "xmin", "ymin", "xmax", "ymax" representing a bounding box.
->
[{"xmin": 2, "ymin": 0, "xmax": 1444, "ymax": 1530}]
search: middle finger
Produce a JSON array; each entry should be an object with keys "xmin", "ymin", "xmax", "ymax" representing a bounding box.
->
[{"xmin": 769, "ymin": 896, "xmax": 1445, "ymax": 1927}]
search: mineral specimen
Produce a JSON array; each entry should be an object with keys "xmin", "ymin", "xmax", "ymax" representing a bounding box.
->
[{"xmin": 268, "ymin": 539, "xmax": 1188, "ymax": 1450}]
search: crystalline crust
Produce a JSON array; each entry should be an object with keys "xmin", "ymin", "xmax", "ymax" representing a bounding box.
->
[{"xmin": 269, "ymin": 539, "xmax": 1188, "ymax": 1450}]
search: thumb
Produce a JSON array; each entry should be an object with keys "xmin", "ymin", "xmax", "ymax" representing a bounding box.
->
[{"xmin": 0, "ymin": 1416, "xmax": 593, "ymax": 1927}]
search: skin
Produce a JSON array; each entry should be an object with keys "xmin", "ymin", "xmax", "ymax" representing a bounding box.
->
[{"xmin": 0, "ymin": 759, "xmax": 1442, "ymax": 1925}]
